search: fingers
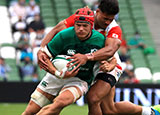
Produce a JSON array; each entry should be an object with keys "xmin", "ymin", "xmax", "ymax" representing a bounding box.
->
[
  {"xmin": 39, "ymin": 64, "xmax": 47, "ymax": 70},
  {"xmin": 99, "ymin": 64, "xmax": 110, "ymax": 72},
  {"xmin": 67, "ymin": 59, "xmax": 78, "ymax": 67},
  {"xmin": 38, "ymin": 52, "xmax": 50, "ymax": 71},
  {"xmin": 73, "ymin": 68, "xmax": 80, "ymax": 76},
  {"xmin": 100, "ymin": 60, "xmax": 109, "ymax": 64},
  {"xmin": 69, "ymin": 67, "xmax": 80, "ymax": 76},
  {"xmin": 63, "ymin": 68, "xmax": 79, "ymax": 79},
  {"xmin": 38, "ymin": 60, "xmax": 48, "ymax": 67},
  {"xmin": 66, "ymin": 56, "xmax": 74, "ymax": 60},
  {"xmin": 67, "ymin": 58, "xmax": 83, "ymax": 68},
  {"xmin": 67, "ymin": 58, "xmax": 86, "ymax": 68},
  {"xmin": 38, "ymin": 59, "xmax": 48, "ymax": 67}
]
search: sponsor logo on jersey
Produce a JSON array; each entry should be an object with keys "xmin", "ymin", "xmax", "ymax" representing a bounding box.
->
[
  {"xmin": 80, "ymin": 67, "xmax": 89, "ymax": 71},
  {"xmin": 41, "ymin": 81, "xmax": 48, "ymax": 88},
  {"xmin": 67, "ymin": 49, "xmax": 76, "ymax": 55}
]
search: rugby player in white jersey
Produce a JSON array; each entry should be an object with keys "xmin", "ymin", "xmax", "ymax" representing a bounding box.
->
[{"xmin": 36, "ymin": 0, "xmax": 160, "ymax": 115}]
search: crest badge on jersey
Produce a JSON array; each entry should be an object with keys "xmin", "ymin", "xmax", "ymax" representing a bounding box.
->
[{"xmin": 91, "ymin": 48, "xmax": 98, "ymax": 53}]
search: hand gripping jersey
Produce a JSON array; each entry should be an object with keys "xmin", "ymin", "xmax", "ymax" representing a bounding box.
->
[
  {"xmin": 64, "ymin": 13, "xmax": 123, "ymax": 70},
  {"xmin": 46, "ymin": 27, "xmax": 106, "ymax": 86}
]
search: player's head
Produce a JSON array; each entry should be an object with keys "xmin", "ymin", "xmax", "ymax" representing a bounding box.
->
[
  {"xmin": 74, "ymin": 7, "xmax": 94, "ymax": 28},
  {"xmin": 98, "ymin": 0, "xmax": 119, "ymax": 15},
  {"xmin": 74, "ymin": 7, "xmax": 94, "ymax": 40},
  {"xmin": 95, "ymin": 0, "xmax": 119, "ymax": 29}
]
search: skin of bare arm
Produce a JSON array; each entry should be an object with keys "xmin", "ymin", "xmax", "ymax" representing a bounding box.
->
[
  {"xmin": 37, "ymin": 20, "xmax": 67, "ymax": 69},
  {"xmin": 44, "ymin": 57, "xmax": 57, "ymax": 75},
  {"xmin": 91, "ymin": 37, "xmax": 121, "ymax": 61},
  {"xmin": 67, "ymin": 37, "xmax": 121, "ymax": 68},
  {"xmin": 99, "ymin": 56, "xmax": 117, "ymax": 72},
  {"xmin": 40, "ymin": 20, "xmax": 67, "ymax": 47}
]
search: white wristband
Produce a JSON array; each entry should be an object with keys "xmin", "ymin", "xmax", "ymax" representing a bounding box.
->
[
  {"xmin": 39, "ymin": 47, "xmax": 44, "ymax": 52},
  {"xmin": 85, "ymin": 53, "xmax": 94, "ymax": 61},
  {"xmin": 55, "ymin": 70, "xmax": 62, "ymax": 79},
  {"xmin": 107, "ymin": 57, "xmax": 113, "ymax": 61},
  {"xmin": 55, "ymin": 67, "xmax": 68, "ymax": 79}
]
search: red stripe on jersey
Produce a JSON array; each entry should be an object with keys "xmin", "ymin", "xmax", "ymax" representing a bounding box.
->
[{"xmin": 116, "ymin": 64, "xmax": 122, "ymax": 70}]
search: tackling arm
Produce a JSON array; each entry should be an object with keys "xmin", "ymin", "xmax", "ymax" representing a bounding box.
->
[
  {"xmin": 68, "ymin": 38, "xmax": 121, "ymax": 69},
  {"xmin": 40, "ymin": 20, "xmax": 67, "ymax": 47},
  {"xmin": 38, "ymin": 20, "xmax": 67, "ymax": 69},
  {"xmin": 89, "ymin": 37, "xmax": 121, "ymax": 61},
  {"xmin": 99, "ymin": 56, "xmax": 117, "ymax": 72}
]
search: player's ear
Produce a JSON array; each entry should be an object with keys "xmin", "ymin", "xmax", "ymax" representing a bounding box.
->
[{"xmin": 84, "ymin": 6, "xmax": 89, "ymax": 8}]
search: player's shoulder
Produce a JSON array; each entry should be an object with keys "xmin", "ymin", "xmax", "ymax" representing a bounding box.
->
[
  {"xmin": 106, "ymin": 20, "xmax": 122, "ymax": 40},
  {"xmin": 59, "ymin": 27, "xmax": 75, "ymax": 35},
  {"xmin": 56, "ymin": 27, "xmax": 75, "ymax": 40},
  {"xmin": 64, "ymin": 14, "xmax": 75, "ymax": 28},
  {"xmin": 107, "ymin": 20, "xmax": 122, "ymax": 33}
]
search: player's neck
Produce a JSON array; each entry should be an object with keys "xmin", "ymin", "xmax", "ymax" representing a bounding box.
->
[
  {"xmin": 79, "ymin": 31, "xmax": 92, "ymax": 41},
  {"xmin": 94, "ymin": 23, "xmax": 105, "ymax": 30}
]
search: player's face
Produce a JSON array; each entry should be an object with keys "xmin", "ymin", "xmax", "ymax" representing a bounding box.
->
[
  {"xmin": 95, "ymin": 9, "xmax": 115, "ymax": 29},
  {"xmin": 74, "ymin": 22, "xmax": 92, "ymax": 41}
]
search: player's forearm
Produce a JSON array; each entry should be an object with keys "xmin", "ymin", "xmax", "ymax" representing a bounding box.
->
[
  {"xmin": 108, "ymin": 57, "xmax": 117, "ymax": 70},
  {"xmin": 89, "ymin": 45, "xmax": 118, "ymax": 61},
  {"xmin": 40, "ymin": 20, "xmax": 67, "ymax": 47},
  {"xmin": 40, "ymin": 30, "xmax": 56, "ymax": 47},
  {"xmin": 88, "ymin": 38, "xmax": 121, "ymax": 61},
  {"xmin": 44, "ymin": 57, "xmax": 57, "ymax": 75}
]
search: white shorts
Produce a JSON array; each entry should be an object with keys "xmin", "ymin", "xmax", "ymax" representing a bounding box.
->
[
  {"xmin": 93, "ymin": 62, "xmax": 122, "ymax": 81},
  {"xmin": 37, "ymin": 73, "xmax": 88, "ymax": 96}
]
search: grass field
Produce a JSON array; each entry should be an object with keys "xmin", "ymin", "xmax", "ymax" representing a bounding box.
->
[{"xmin": 0, "ymin": 103, "xmax": 88, "ymax": 115}]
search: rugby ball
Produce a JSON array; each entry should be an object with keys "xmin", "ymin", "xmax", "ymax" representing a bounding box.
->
[{"xmin": 52, "ymin": 55, "xmax": 76, "ymax": 72}]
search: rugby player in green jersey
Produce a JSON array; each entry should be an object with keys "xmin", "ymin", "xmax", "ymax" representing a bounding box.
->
[
  {"xmin": 22, "ymin": 7, "xmax": 117, "ymax": 115},
  {"xmin": 25, "ymin": 0, "xmax": 160, "ymax": 115}
]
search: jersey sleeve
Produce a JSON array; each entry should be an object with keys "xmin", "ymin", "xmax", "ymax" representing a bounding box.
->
[
  {"xmin": 64, "ymin": 14, "xmax": 75, "ymax": 28},
  {"xmin": 107, "ymin": 26, "xmax": 122, "ymax": 41},
  {"xmin": 47, "ymin": 33, "xmax": 64, "ymax": 57}
]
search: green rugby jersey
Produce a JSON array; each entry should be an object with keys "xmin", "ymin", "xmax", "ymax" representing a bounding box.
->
[{"xmin": 47, "ymin": 27, "xmax": 105, "ymax": 86}]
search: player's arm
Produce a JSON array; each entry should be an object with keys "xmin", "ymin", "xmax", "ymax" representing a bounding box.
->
[
  {"xmin": 90, "ymin": 37, "xmax": 121, "ymax": 61},
  {"xmin": 40, "ymin": 14, "xmax": 75, "ymax": 48},
  {"xmin": 38, "ymin": 20, "xmax": 67, "ymax": 69},
  {"xmin": 68, "ymin": 26, "xmax": 122, "ymax": 67},
  {"xmin": 40, "ymin": 20, "xmax": 67, "ymax": 48},
  {"xmin": 38, "ymin": 14, "xmax": 75, "ymax": 69},
  {"xmin": 91, "ymin": 26, "xmax": 122, "ymax": 61},
  {"xmin": 99, "ymin": 56, "xmax": 117, "ymax": 72},
  {"xmin": 44, "ymin": 56, "xmax": 56, "ymax": 74},
  {"xmin": 68, "ymin": 38, "xmax": 121, "ymax": 68}
]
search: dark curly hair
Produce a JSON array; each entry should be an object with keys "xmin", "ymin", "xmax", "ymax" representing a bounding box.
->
[{"xmin": 98, "ymin": 0, "xmax": 119, "ymax": 15}]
